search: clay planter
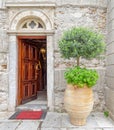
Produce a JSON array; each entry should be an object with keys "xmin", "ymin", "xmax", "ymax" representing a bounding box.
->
[{"xmin": 64, "ymin": 84, "xmax": 94, "ymax": 126}]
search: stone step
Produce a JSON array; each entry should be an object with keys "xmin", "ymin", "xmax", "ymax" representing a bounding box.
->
[{"xmin": 16, "ymin": 104, "xmax": 47, "ymax": 111}]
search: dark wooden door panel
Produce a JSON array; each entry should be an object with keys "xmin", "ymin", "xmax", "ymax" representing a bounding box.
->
[
  {"xmin": 30, "ymin": 63, "xmax": 36, "ymax": 80},
  {"xmin": 22, "ymin": 83, "xmax": 31, "ymax": 100},
  {"xmin": 19, "ymin": 40, "xmax": 39, "ymax": 104},
  {"xmin": 30, "ymin": 46, "xmax": 37, "ymax": 60},
  {"xmin": 31, "ymin": 82, "xmax": 37, "ymax": 96},
  {"xmin": 22, "ymin": 61, "xmax": 30, "ymax": 81},
  {"xmin": 23, "ymin": 43, "xmax": 30, "ymax": 59}
]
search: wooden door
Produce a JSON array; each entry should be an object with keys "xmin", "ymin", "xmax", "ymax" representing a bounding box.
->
[{"xmin": 18, "ymin": 39, "xmax": 40, "ymax": 104}]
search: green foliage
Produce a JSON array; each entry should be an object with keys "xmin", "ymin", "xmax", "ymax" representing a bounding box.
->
[
  {"xmin": 58, "ymin": 27, "xmax": 105, "ymax": 65},
  {"xmin": 104, "ymin": 111, "xmax": 109, "ymax": 117},
  {"xmin": 64, "ymin": 66, "xmax": 99, "ymax": 88},
  {"xmin": 59, "ymin": 27, "xmax": 105, "ymax": 87}
]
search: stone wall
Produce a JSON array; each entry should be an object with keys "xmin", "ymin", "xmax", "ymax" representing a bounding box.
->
[
  {"xmin": 54, "ymin": 7, "xmax": 106, "ymax": 67},
  {"xmin": 0, "ymin": 8, "xmax": 9, "ymax": 112},
  {"xmin": 0, "ymin": 0, "xmax": 107, "ymax": 113},
  {"xmin": 105, "ymin": 0, "xmax": 114, "ymax": 120},
  {"xmin": 54, "ymin": 3, "xmax": 107, "ymax": 112}
]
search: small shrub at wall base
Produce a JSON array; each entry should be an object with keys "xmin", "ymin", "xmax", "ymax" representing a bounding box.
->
[
  {"xmin": 104, "ymin": 111, "xmax": 109, "ymax": 117},
  {"xmin": 64, "ymin": 66, "xmax": 99, "ymax": 88}
]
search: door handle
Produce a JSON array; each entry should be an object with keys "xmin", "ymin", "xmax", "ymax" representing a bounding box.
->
[{"xmin": 35, "ymin": 61, "xmax": 41, "ymax": 71}]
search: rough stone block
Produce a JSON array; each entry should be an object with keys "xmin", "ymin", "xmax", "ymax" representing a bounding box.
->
[
  {"xmin": 107, "ymin": 31, "xmax": 114, "ymax": 44},
  {"xmin": 0, "ymin": 72, "xmax": 8, "ymax": 91},
  {"xmin": 0, "ymin": 30, "xmax": 8, "ymax": 52},
  {"xmin": 0, "ymin": 103, "xmax": 8, "ymax": 111},
  {"xmin": 54, "ymin": 92, "xmax": 64, "ymax": 105},
  {"xmin": 107, "ymin": 20, "xmax": 114, "ymax": 33},
  {"xmin": 107, "ymin": 43, "xmax": 114, "ymax": 55},
  {"xmin": 108, "ymin": 0, "xmax": 114, "ymax": 11},
  {"xmin": 93, "ymin": 91, "xmax": 105, "ymax": 112},
  {"xmin": 54, "ymin": 69, "xmax": 66, "ymax": 91},
  {"xmin": 110, "ymin": 113, "xmax": 114, "ymax": 123},
  {"xmin": 0, "ymin": 53, "xmax": 8, "ymax": 72},
  {"xmin": 106, "ymin": 76, "xmax": 114, "ymax": 90},
  {"xmin": 93, "ymin": 69, "xmax": 105, "ymax": 91},
  {"xmin": 106, "ymin": 54, "xmax": 114, "ymax": 65},
  {"xmin": 0, "ymin": 1, "xmax": 2, "ymax": 8},
  {"xmin": 54, "ymin": 92, "xmax": 65, "ymax": 112},
  {"xmin": 105, "ymin": 87, "xmax": 114, "ymax": 114},
  {"xmin": 0, "ymin": 93, "xmax": 7, "ymax": 101},
  {"xmin": 107, "ymin": 8, "xmax": 114, "ymax": 22},
  {"xmin": 106, "ymin": 65, "xmax": 114, "ymax": 77}
]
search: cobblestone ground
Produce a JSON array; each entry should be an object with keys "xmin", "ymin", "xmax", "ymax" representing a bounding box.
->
[{"xmin": 0, "ymin": 112, "xmax": 114, "ymax": 130}]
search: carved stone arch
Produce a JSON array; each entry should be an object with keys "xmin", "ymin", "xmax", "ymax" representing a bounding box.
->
[
  {"xmin": 17, "ymin": 17, "xmax": 46, "ymax": 30},
  {"xmin": 10, "ymin": 10, "xmax": 53, "ymax": 31}
]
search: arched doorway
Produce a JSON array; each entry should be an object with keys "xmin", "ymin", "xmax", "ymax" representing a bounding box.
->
[{"xmin": 8, "ymin": 10, "xmax": 54, "ymax": 111}]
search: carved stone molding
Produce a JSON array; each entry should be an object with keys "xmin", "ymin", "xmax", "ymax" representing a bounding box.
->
[{"xmin": 5, "ymin": 2, "xmax": 56, "ymax": 8}]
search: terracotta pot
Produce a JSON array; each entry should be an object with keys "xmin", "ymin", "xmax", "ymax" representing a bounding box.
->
[{"xmin": 64, "ymin": 84, "xmax": 94, "ymax": 126}]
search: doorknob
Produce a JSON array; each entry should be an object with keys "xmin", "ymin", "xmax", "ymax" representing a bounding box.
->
[{"xmin": 35, "ymin": 61, "xmax": 41, "ymax": 71}]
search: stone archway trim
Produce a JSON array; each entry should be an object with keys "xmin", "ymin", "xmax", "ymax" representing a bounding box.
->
[
  {"xmin": 8, "ymin": 9, "xmax": 54, "ymax": 111},
  {"xmin": 8, "ymin": 33, "xmax": 54, "ymax": 111},
  {"xmin": 7, "ymin": 30, "xmax": 55, "ymax": 35},
  {"xmin": 6, "ymin": 2, "xmax": 56, "ymax": 8},
  {"xmin": 10, "ymin": 10, "xmax": 53, "ymax": 30}
]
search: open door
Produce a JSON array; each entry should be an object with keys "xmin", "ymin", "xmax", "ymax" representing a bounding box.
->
[{"xmin": 17, "ymin": 36, "xmax": 46, "ymax": 105}]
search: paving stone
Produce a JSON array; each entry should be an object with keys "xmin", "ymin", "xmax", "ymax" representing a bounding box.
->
[
  {"xmin": 85, "ymin": 114, "xmax": 99, "ymax": 127},
  {"xmin": 94, "ymin": 113, "xmax": 114, "ymax": 127},
  {"xmin": 16, "ymin": 120, "xmax": 40, "ymax": 130},
  {"xmin": 41, "ymin": 128, "xmax": 61, "ymax": 130},
  {"xmin": 0, "ymin": 121, "xmax": 20, "ymax": 130},
  {"xmin": 0, "ymin": 112, "xmax": 114, "ymax": 130},
  {"xmin": 67, "ymin": 128, "xmax": 86, "ymax": 130},
  {"xmin": 41, "ymin": 112, "xmax": 62, "ymax": 128},
  {"xmin": 103, "ymin": 128, "xmax": 114, "ymax": 130},
  {"xmin": 61, "ymin": 113, "xmax": 98, "ymax": 128},
  {"xmin": 85, "ymin": 128, "xmax": 102, "ymax": 130},
  {"xmin": 61, "ymin": 113, "xmax": 76, "ymax": 128}
]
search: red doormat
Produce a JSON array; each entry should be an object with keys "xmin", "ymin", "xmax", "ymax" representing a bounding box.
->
[{"xmin": 15, "ymin": 110, "xmax": 43, "ymax": 120}]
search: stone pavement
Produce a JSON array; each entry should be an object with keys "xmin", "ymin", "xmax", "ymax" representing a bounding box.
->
[{"xmin": 0, "ymin": 112, "xmax": 114, "ymax": 130}]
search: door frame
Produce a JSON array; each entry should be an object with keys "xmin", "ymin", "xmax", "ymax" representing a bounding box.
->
[
  {"xmin": 17, "ymin": 36, "xmax": 46, "ymax": 105},
  {"xmin": 8, "ymin": 34, "xmax": 54, "ymax": 111}
]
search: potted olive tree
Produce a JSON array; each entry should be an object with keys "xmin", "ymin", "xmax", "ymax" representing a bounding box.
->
[{"xmin": 58, "ymin": 27, "xmax": 105, "ymax": 126}]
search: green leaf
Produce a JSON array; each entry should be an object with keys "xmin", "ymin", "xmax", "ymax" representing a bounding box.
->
[
  {"xmin": 58, "ymin": 27, "xmax": 105, "ymax": 65},
  {"xmin": 64, "ymin": 66, "xmax": 99, "ymax": 88}
]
